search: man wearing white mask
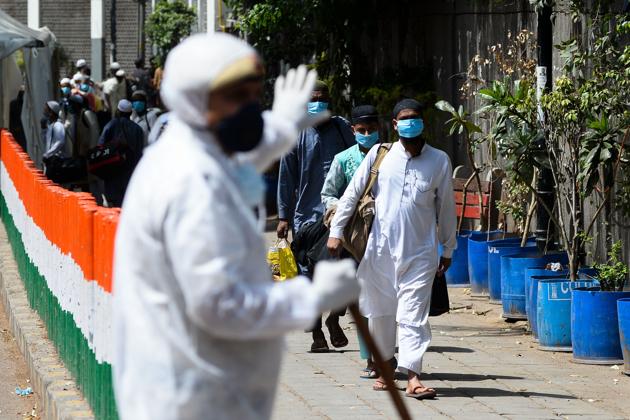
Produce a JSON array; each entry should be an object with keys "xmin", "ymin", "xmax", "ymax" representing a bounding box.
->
[
  {"xmin": 113, "ymin": 33, "xmax": 360, "ymax": 420},
  {"xmin": 327, "ymin": 98, "xmax": 457, "ymax": 400}
]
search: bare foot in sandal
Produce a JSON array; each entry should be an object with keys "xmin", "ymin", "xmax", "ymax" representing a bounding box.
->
[
  {"xmin": 372, "ymin": 377, "xmax": 389, "ymax": 391},
  {"xmin": 405, "ymin": 371, "xmax": 436, "ymax": 400}
]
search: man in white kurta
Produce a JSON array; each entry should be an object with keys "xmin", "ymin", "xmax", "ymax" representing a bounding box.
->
[{"xmin": 328, "ymin": 98, "xmax": 457, "ymax": 399}]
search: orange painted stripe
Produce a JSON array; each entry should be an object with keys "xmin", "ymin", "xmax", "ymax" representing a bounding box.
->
[
  {"xmin": 94, "ymin": 208, "xmax": 120, "ymax": 293},
  {"xmin": 0, "ymin": 130, "xmax": 118, "ymax": 293}
]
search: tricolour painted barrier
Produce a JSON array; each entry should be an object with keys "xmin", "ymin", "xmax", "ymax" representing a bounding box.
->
[{"xmin": 0, "ymin": 130, "xmax": 118, "ymax": 419}]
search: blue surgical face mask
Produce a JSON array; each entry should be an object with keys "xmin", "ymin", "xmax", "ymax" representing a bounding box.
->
[
  {"xmin": 396, "ymin": 118, "xmax": 424, "ymax": 139},
  {"xmin": 307, "ymin": 101, "xmax": 329, "ymax": 115},
  {"xmin": 355, "ymin": 131, "xmax": 379, "ymax": 149},
  {"xmin": 80, "ymin": 83, "xmax": 90, "ymax": 93},
  {"xmin": 61, "ymin": 86, "xmax": 71, "ymax": 95},
  {"xmin": 234, "ymin": 162, "xmax": 266, "ymax": 208},
  {"xmin": 132, "ymin": 100, "xmax": 146, "ymax": 113}
]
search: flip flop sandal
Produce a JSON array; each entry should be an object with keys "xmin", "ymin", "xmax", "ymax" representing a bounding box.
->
[
  {"xmin": 372, "ymin": 380, "xmax": 389, "ymax": 391},
  {"xmin": 405, "ymin": 387, "xmax": 437, "ymax": 400},
  {"xmin": 360, "ymin": 369, "xmax": 378, "ymax": 379}
]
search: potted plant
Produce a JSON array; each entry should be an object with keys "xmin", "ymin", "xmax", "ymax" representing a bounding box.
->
[
  {"xmin": 572, "ymin": 241, "xmax": 630, "ymax": 363},
  {"xmin": 448, "ymin": 30, "xmax": 545, "ymax": 302},
  {"xmin": 435, "ymin": 101, "xmax": 486, "ymax": 288},
  {"xmin": 465, "ymin": 30, "xmax": 553, "ymax": 309}
]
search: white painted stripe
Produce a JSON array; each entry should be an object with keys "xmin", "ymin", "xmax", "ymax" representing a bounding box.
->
[
  {"xmin": 0, "ymin": 162, "xmax": 112, "ymax": 363},
  {"xmin": 27, "ymin": 0, "xmax": 40, "ymax": 30},
  {"xmin": 91, "ymin": 0, "xmax": 104, "ymax": 39}
]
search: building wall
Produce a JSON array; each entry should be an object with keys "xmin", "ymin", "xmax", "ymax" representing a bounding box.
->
[
  {"xmin": 40, "ymin": 0, "xmax": 91, "ymax": 77},
  {"xmin": 1, "ymin": 0, "xmax": 213, "ymax": 80},
  {"xmin": 0, "ymin": 0, "xmax": 27, "ymax": 24},
  {"xmin": 105, "ymin": 0, "xmax": 148, "ymax": 74},
  {"xmin": 348, "ymin": 0, "xmax": 535, "ymax": 166}
]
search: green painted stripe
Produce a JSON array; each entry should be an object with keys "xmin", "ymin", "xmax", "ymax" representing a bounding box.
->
[{"xmin": 0, "ymin": 193, "xmax": 118, "ymax": 420}]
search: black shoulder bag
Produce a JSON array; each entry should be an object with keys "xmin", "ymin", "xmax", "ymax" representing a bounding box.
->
[{"xmin": 87, "ymin": 122, "xmax": 130, "ymax": 180}]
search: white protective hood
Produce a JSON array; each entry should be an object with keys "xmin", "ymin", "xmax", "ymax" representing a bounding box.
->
[{"xmin": 161, "ymin": 32, "xmax": 258, "ymax": 127}]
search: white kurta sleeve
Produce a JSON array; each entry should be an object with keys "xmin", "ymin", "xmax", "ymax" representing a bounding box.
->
[
  {"xmin": 163, "ymin": 172, "xmax": 319, "ymax": 340},
  {"xmin": 236, "ymin": 111, "xmax": 298, "ymax": 173},
  {"xmin": 435, "ymin": 154, "xmax": 457, "ymax": 258},
  {"xmin": 328, "ymin": 145, "xmax": 379, "ymax": 239},
  {"xmin": 321, "ymin": 156, "xmax": 345, "ymax": 211}
]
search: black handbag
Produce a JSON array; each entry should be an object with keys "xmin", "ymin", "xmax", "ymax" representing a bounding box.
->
[
  {"xmin": 44, "ymin": 156, "xmax": 87, "ymax": 184},
  {"xmin": 87, "ymin": 124, "xmax": 130, "ymax": 180},
  {"xmin": 429, "ymin": 274, "xmax": 450, "ymax": 316}
]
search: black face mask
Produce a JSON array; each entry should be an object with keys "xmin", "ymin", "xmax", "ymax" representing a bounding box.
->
[{"xmin": 215, "ymin": 102, "xmax": 264, "ymax": 153}]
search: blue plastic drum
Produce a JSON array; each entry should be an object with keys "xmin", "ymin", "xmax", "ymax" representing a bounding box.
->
[
  {"xmin": 487, "ymin": 241, "xmax": 536, "ymax": 304},
  {"xmin": 440, "ymin": 231, "xmax": 471, "ymax": 287},
  {"xmin": 525, "ymin": 270, "xmax": 569, "ymax": 338},
  {"xmin": 467, "ymin": 231, "xmax": 506, "ymax": 296},
  {"xmin": 617, "ymin": 298, "xmax": 630, "ymax": 375},
  {"xmin": 572, "ymin": 288, "xmax": 630, "ymax": 363},
  {"xmin": 537, "ymin": 280, "xmax": 599, "ymax": 351},
  {"xmin": 501, "ymin": 252, "xmax": 568, "ymax": 320}
]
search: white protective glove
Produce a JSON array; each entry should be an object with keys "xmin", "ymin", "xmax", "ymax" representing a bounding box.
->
[
  {"xmin": 312, "ymin": 259, "xmax": 360, "ymax": 313},
  {"xmin": 237, "ymin": 65, "xmax": 332, "ymax": 172},
  {"xmin": 272, "ymin": 65, "xmax": 331, "ymax": 131}
]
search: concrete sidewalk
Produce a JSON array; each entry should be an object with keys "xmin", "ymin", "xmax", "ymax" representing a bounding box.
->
[{"xmin": 272, "ymin": 288, "xmax": 630, "ymax": 420}]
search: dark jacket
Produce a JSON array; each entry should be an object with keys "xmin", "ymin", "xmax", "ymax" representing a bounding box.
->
[{"xmin": 98, "ymin": 117, "xmax": 144, "ymax": 206}]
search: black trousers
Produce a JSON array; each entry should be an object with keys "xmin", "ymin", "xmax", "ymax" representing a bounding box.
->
[{"xmin": 312, "ymin": 307, "xmax": 347, "ymax": 332}]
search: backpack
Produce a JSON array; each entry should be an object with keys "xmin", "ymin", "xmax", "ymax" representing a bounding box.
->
[{"xmin": 341, "ymin": 142, "xmax": 392, "ymax": 261}]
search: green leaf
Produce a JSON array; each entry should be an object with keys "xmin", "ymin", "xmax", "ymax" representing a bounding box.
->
[
  {"xmin": 435, "ymin": 100, "xmax": 456, "ymax": 114},
  {"xmin": 465, "ymin": 121, "xmax": 482, "ymax": 134}
]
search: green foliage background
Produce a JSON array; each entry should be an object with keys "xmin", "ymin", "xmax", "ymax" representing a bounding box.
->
[
  {"xmin": 146, "ymin": 0, "xmax": 197, "ymax": 66},
  {"xmin": 224, "ymin": 0, "xmax": 436, "ymax": 124}
]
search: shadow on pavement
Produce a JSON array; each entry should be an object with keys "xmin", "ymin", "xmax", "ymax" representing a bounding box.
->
[
  {"xmin": 428, "ymin": 345, "xmax": 475, "ymax": 353},
  {"xmin": 435, "ymin": 324, "xmax": 529, "ymax": 338},
  {"xmin": 437, "ymin": 386, "xmax": 576, "ymax": 399},
  {"xmin": 306, "ymin": 349, "xmax": 360, "ymax": 354},
  {"xmin": 424, "ymin": 372, "xmax": 523, "ymax": 381}
]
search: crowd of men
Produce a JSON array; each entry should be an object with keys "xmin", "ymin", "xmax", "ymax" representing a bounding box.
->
[
  {"xmin": 34, "ymin": 33, "xmax": 459, "ymax": 417},
  {"xmin": 38, "ymin": 58, "xmax": 168, "ymax": 207}
]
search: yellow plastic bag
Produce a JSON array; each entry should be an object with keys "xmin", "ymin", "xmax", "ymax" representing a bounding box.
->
[{"xmin": 267, "ymin": 239, "xmax": 298, "ymax": 281}]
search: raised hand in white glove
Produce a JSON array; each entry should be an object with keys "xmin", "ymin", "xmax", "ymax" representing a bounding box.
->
[
  {"xmin": 272, "ymin": 65, "xmax": 330, "ymax": 131},
  {"xmin": 312, "ymin": 259, "xmax": 360, "ymax": 313},
  {"xmin": 236, "ymin": 65, "xmax": 330, "ymax": 172}
]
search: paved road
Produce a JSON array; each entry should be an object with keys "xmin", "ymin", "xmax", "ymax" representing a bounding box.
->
[
  {"xmin": 271, "ymin": 288, "xmax": 630, "ymax": 420},
  {"xmin": 0, "ymin": 299, "xmax": 40, "ymax": 420}
]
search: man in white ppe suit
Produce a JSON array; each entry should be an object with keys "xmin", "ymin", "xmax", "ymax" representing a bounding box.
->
[
  {"xmin": 113, "ymin": 33, "xmax": 360, "ymax": 420},
  {"xmin": 327, "ymin": 98, "xmax": 457, "ymax": 400}
]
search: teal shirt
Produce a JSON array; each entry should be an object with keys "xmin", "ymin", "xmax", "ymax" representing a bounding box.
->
[{"xmin": 321, "ymin": 143, "xmax": 367, "ymax": 210}]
